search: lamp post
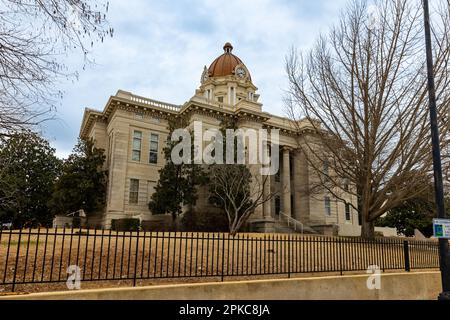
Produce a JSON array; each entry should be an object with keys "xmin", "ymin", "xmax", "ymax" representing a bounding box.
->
[{"xmin": 422, "ymin": 0, "xmax": 450, "ymax": 300}]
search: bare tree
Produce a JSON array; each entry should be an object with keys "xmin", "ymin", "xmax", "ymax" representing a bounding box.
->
[
  {"xmin": 285, "ymin": 0, "xmax": 450, "ymax": 238},
  {"xmin": 444, "ymin": 112, "xmax": 450, "ymax": 195},
  {"xmin": 0, "ymin": 0, "xmax": 113, "ymax": 134},
  {"xmin": 209, "ymin": 164, "xmax": 275, "ymax": 235}
]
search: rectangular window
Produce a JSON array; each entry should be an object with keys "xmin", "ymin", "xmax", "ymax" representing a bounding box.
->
[
  {"xmin": 132, "ymin": 131, "xmax": 142, "ymax": 161},
  {"xmin": 149, "ymin": 133, "xmax": 159, "ymax": 164},
  {"xmin": 230, "ymin": 87, "xmax": 235, "ymax": 105},
  {"xmin": 323, "ymin": 160, "xmax": 330, "ymax": 183},
  {"xmin": 324, "ymin": 196, "xmax": 331, "ymax": 216},
  {"xmin": 129, "ymin": 179, "xmax": 139, "ymax": 204},
  {"xmin": 218, "ymin": 96, "xmax": 223, "ymax": 103},
  {"xmin": 345, "ymin": 203, "xmax": 351, "ymax": 221}
]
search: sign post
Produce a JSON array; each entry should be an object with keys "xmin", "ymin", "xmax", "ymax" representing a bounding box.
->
[{"xmin": 423, "ymin": 0, "xmax": 450, "ymax": 300}]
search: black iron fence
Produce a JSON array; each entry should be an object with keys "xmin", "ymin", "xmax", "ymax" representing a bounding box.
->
[{"xmin": 0, "ymin": 228, "xmax": 440, "ymax": 291}]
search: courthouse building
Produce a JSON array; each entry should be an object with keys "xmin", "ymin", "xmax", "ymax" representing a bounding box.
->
[{"xmin": 78, "ymin": 42, "xmax": 368, "ymax": 235}]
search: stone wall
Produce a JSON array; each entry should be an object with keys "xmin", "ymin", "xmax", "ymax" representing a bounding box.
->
[
  {"xmin": 338, "ymin": 224, "xmax": 398, "ymax": 237},
  {"xmin": 1, "ymin": 271, "xmax": 441, "ymax": 300}
]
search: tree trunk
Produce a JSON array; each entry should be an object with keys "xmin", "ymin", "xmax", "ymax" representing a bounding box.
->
[
  {"xmin": 229, "ymin": 221, "xmax": 238, "ymax": 236},
  {"xmin": 171, "ymin": 212, "xmax": 178, "ymax": 231},
  {"xmin": 361, "ymin": 218, "xmax": 375, "ymax": 239},
  {"xmin": 358, "ymin": 184, "xmax": 375, "ymax": 239}
]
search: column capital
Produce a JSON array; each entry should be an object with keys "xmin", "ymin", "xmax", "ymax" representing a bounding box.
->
[{"xmin": 282, "ymin": 145, "xmax": 293, "ymax": 152}]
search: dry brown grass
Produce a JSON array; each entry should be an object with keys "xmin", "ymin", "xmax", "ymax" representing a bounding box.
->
[{"xmin": 0, "ymin": 229, "xmax": 440, "ymax": 293}]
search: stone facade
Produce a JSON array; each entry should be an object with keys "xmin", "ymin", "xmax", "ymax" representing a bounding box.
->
[{"xmin": 79, "ymin": 43, "xmax": 360, "ymax": 234}]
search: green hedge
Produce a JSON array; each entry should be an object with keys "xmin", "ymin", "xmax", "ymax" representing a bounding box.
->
[
  {"xmin": 181, "ymin": 210, "xmax": 229, "ymax": 232},
  {"xmin": 111, "ymin": 218, "xmax": 140, "ymax": 231}
]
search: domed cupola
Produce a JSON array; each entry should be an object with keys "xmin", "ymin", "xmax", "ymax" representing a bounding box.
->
[
  {"xmin": 203, "ymin": 42, "xmax": 251, "ymax": 81},
  {"xmin": 197, "ymin": 42, "xmax": 259, "ymax": 108}
]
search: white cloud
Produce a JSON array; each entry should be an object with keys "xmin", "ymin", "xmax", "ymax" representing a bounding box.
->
[{"xmin": 43, "ymin": 0, "xmax": 348, "ymax": 156}]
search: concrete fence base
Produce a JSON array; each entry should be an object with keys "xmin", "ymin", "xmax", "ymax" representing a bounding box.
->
[{"xmin": 0, "ymin": 271, "xmax": 442, "ymax": 300}]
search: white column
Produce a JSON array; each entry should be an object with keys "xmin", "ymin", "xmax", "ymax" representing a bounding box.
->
[
  {"xmin": 282, "ymin": 147, "xmax": 291, "ymax": 217},
  {"xmin": 263, "ymin": 144, "xmax": 271, "ymax": 218}
]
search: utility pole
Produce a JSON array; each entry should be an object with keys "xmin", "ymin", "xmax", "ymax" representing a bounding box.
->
[{"xmin": 422, "ymin": 0, "xmax": 450, "ymax": 300}]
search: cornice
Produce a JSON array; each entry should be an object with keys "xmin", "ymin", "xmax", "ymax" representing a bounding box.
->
[
  {"xmin": 79, "ymin": 109, "xmax": 108, "ymax": 139},
  {"xmin": 235, "ymin": 108, "xmax": 271, "ymax": 123},
  {"xmin": 79, "ymin": 90, "xmax": 321, "ymax": 141},
  {"xmin": 180, "ymin": 101, "xmax": 237, "ymax": 121},
  {"xmin": 80, "ymin": 94, "xmax": 182, "ymax": 139}
]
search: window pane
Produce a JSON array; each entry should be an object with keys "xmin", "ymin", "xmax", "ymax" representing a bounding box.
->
[
  {"xmin": 133, "ymin": 138, "xmax": 141, "ymax": 150},
  {"xmin": 129, "ymin": 179, "xmax": 139, "ymax": 204},
  {"xmin": 132, "ymin": 150, "xmax": 141, "ymax": 161},
  {"xmin": 132, "ymin": 131, "xmax": 142, "ymax": 162},
  {"xmin": 149, "ymin": 151, "xmax": 157, "ymax": 164},
  {"xmin": 325, "ymin": 196, "xmax": 331, "ymax": 216},
  {"xmin": 130, "ymin": 179, "xmax": 139, "ymax": 191},
  {"xmin": 150, "ymin": 133, "xmax": 158, "ymax": 142},
  {"xmin": 345, "ymin": 203, "xmax": 351, "ymax": 220},
  {"xmin": 150, "ymin": 141, "xmax": 158, "ymax": 152},
  {"xmin": 149, "ymin": 133, "xmax": 159, "ymax": 164}
]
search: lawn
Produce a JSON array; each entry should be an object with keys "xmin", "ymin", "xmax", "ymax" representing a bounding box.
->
[{"xmin": 0, "ymin": 229, "xmax": 439, "ymax": 293}]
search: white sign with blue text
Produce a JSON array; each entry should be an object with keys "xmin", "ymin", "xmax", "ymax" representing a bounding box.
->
[{"xmin": 433, "ymin": 219, "xmax": 450, "ymax": 239}]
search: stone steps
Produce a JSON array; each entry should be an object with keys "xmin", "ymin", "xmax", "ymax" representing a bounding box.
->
[{"xmin": 272, "ymin": 217, "xmax": 318, "ymax": 234}]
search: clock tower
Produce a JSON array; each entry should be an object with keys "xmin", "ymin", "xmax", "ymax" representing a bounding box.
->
[{"xmin": 196, "ymin": 42, "xmax": 261, "ymax": 112}]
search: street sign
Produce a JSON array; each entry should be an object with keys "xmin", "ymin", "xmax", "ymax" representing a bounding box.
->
[{"xmin": 433, "ymin": 219, "xmax": 450, "ymax": 239}]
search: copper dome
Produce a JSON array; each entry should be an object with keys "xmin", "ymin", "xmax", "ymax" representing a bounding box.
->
[{"xmin": 208, "ymin": 43, "xmax": 251, "ymax": 80}]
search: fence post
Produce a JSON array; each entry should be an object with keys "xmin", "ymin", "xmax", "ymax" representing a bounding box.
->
[
  {"xmin": 287, "ymin": 235, "xmax": 291, "ymax": 278},
  {"xmin": 133, "ymin": 230, "xmax": 140, "ymax": 286},
  {"xmin": 221, "ymin": 233, "xmax": 225, "ymax": 282},
  {"xmin": 403, "ymin": 240, "xmax": 410, "ymax": 272},
  {"xmin": 11, "ymin": 228, "xmax": 23, "ymax": 292},
  {"xmin": 338, "ymin": 237, "xmax": 343, "ymax": 276}
]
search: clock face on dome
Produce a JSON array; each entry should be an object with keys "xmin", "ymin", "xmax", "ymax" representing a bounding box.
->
[{"xmin": 236, "ymin": 67, "xmax": 246, "ymax": 79}]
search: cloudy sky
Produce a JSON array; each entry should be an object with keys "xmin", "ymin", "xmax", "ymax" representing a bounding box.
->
[{"xmin": 44, "ymin": 0, "xmax": 349, "ymax": 158}]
